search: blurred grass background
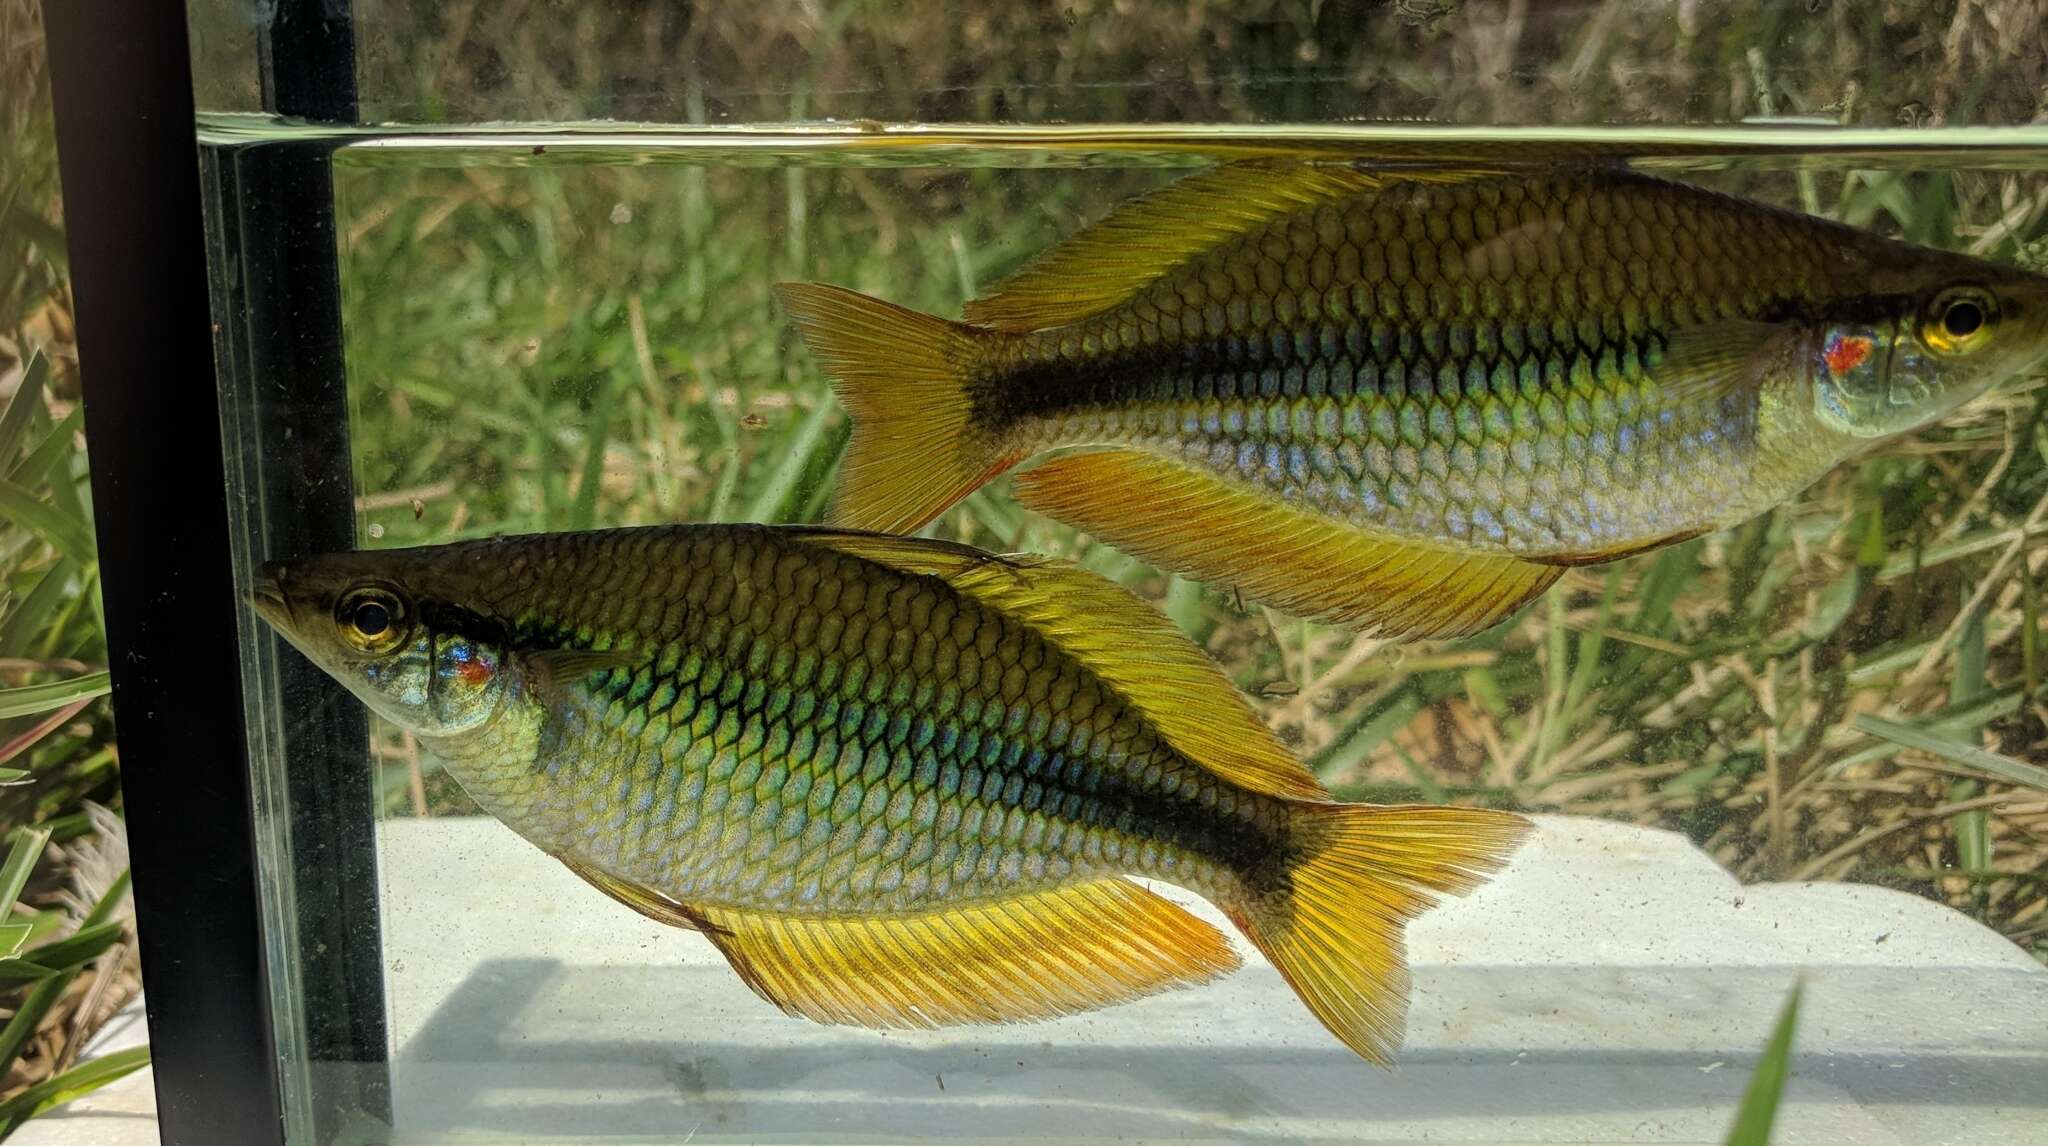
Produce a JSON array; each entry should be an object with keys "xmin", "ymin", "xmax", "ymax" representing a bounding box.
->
[
  {"xmin": 0, "ymin": 0, "xmax": 143, "ymax": 1127},
  {"xmin": 324, "ymin": 1, "xmax": 2048, "ymax": 967}
]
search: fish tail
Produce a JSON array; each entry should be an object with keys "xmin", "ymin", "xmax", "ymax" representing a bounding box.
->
[
  {"xmin": 1229, "ymin": 801, "xmax": 1530, "ymax": 1067},
  {"xmin": 775, "ymin": 282, "xmax": 1014, "ymax": 534}
]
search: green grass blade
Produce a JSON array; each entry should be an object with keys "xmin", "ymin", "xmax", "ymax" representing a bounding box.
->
[
  {"xmin": 0, "ymin": 870, "xmax": 130, "ymax": 1078},
  {"xmin": 8, "ymin": 405, "xmax": 86, "ymax": 487},
  {"xmin": 741, "ymin": 397, "xmax": 835, "ymax": 524},
  {"xmin": 0, "ymin": 673, "xmax": 111, "ymax": 719},
  {"xmin": 0, "ymin": 695, "xmax": 96, "ymax": 767},
  {"xmin": 1723, "ymin": 981, "xmax": 1802, "ymax": 1146},
  {"xmin": 0, "ymin": 921, "xmax": 123, "ymax": 983},
  {"xmin": 1308, "ymin": 690, "xmax": 1425, "ymax": 780},
  {"xmin": 0, "ymin": 1044, "xmax": 150, "ymax": 1135},
  {"xmin": 567, "ymin": 371, "xmax": 622, "ymax": 532},
  {"xmin": 0, "ymin": 558, "xmax": 77, "ymax": 658},
  {"xmin": 0, "ymin": 350, "xmax": 50, "ymax": 465},
  {"xmin": 0, "ymin": 478, "xmax": 97, "ymax": 566},
  {"xmin": 1852, "ymin": 714, "xmax": 2048, "ymax": 793},
  {"xmin": 0, "ymin": 827, "xmax": 50, "ymax": 918}
]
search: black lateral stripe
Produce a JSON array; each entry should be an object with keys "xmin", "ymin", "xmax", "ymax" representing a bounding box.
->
[{"xmin": 974, "ymin": 323, "xmax": 1679, "ymax": 426}]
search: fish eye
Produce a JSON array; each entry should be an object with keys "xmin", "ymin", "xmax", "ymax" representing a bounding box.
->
[
  {"xmin": 352, "ymin": 600, "xmax": 391, "ymax": 636},
  {"xmin": 335, "ymin": 586, "xmax": 410, "ymax": 653},
  {"xmin": 1922, "ymin": 287, "xmax": 1997, "ymax": 354}
]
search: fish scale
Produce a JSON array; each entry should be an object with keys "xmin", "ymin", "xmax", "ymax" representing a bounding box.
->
[
  {"xmin": 989, "ymin": 172, "xmax": 1838, "ymax": 554},
  {"xmin": 417, "ymin": 528, "xmax": 1268, "ymax": 915},
  {"xmin": 255, "ymin": 523, "xmax": 1532, "ymax": 1063},
  {"xmin": 785, "ymin": 161, "xmax": 2048, "ymax": 635}
]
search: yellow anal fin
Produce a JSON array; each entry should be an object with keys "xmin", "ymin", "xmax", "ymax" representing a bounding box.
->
[
  {"xmin": 556, "ymin": 853, "xmax": 708, "ymax": 932},
  {"xmin": 963, "ymin": 162, "xmax": 1498, "ymax": 333},
  {"xmin": 695, "ymin": 878, "xmax": 1240, "ymax": 1029},
  {"xmin": 1012, "ymin": 449, "xmax": 1563, "ymax": 640},
  {"xmin": 791, "ymin": 527, "xmax": 1325, "ymax": 800},
  {"xmin": 1231, "ymin": 802, "xmax": 1531, "ymax": 1067}
]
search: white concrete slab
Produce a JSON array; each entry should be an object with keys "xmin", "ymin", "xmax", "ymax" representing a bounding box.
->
[
  {"xmin": 372, "ymin": 815, "xmax": 2048, "ymax": 1145},
  {"xmin": 19, "ymin": 814, "xmax": 2046, "ymax": 1145}
]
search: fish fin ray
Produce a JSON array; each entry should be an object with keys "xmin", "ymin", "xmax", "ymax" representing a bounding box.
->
[
  {"xmin": 554, "ymin": 854, "xmax": 707, "ymax": 932},
  {"xmin": 964, "ymin": 162, "xmax": 1420, "ymax": 332},
  {"xmin": 775, "ymin": 282, "xmax": 1011, "ymax": 533},
  {"xmin": 1231, "ymin": 802, "xmax": 1530, "ymax": 1067},
  {"xmin": 695, "ymin": 879, "xmax": 1239, "ymax": 1028},
  {"xmin": 531, "ymin": 648, "xmax": 639, "ymax": 688},
  {"xmin": 1650, "ymin": 319, "xmax": 1789, "ymax": 407},
  {"xmin": 1012, "ymin": 449, "xmax": 1563, "ymax": 638},
  {"xmin": 792, "ymin": 528, "xmax": 1325, "ymax": 800},
  {"xmin": 1527, "ymin": 527, "xmax": 1711, "ymax": 567}
]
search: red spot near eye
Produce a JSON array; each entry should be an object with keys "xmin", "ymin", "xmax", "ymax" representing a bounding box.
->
[
  {"xmin": 1824, "ymin": 334, "xmax": 1873, "ymax": 376},
  {"xmin": 457, "ymin": 659, "xmax": 494, "ymax": 686}
]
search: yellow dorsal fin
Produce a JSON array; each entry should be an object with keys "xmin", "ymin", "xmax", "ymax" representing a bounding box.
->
[
  {"xmin": 962, "ymin": 162, "xmax": 1397, "ymax": 332},
  {"xmin": 790, "ymin": 527, "xmax": 1326, "ymax": 801},
  {"xmin": 695, "ymin": 878, "xmax": 1239, "ymax": 1029},
  {"xmin": 1011, "ymin": 449, "xmax": 1563, "ymax": 639}
]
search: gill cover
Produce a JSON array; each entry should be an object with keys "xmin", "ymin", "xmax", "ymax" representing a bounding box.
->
[
  {"xmin": 270, "ymin": 574, "xmax": 511, "ymax": 738},
  {"xmin": 1812, "ymin": 286, "xmax": 2005, "ymax": 438}
]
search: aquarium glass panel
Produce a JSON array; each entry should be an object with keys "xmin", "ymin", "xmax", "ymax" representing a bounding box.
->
[{"xmin": 198, "ymin": 4, "xmax": 2048, "ymax": 1143}]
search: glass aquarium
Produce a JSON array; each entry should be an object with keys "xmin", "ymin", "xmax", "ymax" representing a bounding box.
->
[{"xmin": 184, "ymin": 2, "xmax": 2047, "ymax": 1143}]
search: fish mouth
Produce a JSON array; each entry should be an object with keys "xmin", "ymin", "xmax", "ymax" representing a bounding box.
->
[{"xmin": 248, "ymin": 563, "xmax": 294, "ymax": 628}]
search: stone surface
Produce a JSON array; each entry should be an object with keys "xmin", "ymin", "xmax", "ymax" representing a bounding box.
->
[{"xmin": 20, "ymin": 814, "xmax": 2048, "ymax": 1144}]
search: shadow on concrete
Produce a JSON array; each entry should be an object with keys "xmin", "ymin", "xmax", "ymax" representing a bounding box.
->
[{"xmin": 381, "ymin": 957, "xmax": 2048, "ymax": 1141}]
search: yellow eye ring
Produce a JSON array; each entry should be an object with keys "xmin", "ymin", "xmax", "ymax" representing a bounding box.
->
[
  {"xmin": 1922, "ymin": 287, "xmax": 1997, "ymax": 355},
  {"xmin": 335, "ymin": 586, "xmax": 411, "ymax": 653}
]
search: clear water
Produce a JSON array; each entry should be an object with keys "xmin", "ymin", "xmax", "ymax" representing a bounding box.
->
[{"xmin": 202, "ymin": 114, "xmax": 2048, "ymax": 1144}]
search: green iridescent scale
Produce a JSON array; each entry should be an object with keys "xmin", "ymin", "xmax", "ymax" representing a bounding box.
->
[
  {"xmin": 991, "ymin": 170, "xmax": 1857, "ymax": 556},
  {"xmin": 432, "ymin": 528, "xmax": 1279, "ymax": 916},
  {"xmin": 254, "ymin": 523, "xmax": 1533, "ymax": 1060},
  {"xmin": 786, "ymin": 162, "xmax": 2048, "ymax": 635}
]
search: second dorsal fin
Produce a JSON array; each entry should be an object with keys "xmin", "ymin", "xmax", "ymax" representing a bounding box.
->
[
  {"xmin": 788, "ymin": 527, "xmax": 1328, "ymax": 801},
  {"xmin": 962, "ymin": 162, "xmax": 1396, "ymax": 332}
]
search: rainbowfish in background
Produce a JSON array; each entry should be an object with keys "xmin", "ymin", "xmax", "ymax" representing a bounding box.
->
[
  {"xmin": 780, "ymin": 163, "xmax": 2048, "ymax": 638},
  {"xmin": 250, "ymin": 524, "xmax": 1530, "ymax": 1065}
]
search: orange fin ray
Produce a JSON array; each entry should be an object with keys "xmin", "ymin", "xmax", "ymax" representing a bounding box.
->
[
  {"xmin": 695, "ymin": 878, "xmax": 1239, "ymax": 1029},
  {"xmin": 790, "ymin": 527, "xmax": 1326, "ymax": 800},
  {"xmin": 1012, "ymin": 449, "xmax": 1563, "ymax": 639}
]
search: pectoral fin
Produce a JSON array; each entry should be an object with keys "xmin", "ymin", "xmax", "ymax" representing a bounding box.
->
[
  {"xmin": 1649, "ymin": 320, "xmax": 1790, "ymax": 407},
  {"xmin": 532, "ymin": 647, "xmax": 638, "ymax": 684},
  {"xmin": 555, "ymin": 853, "xmax": 714, "ymax": 933}
]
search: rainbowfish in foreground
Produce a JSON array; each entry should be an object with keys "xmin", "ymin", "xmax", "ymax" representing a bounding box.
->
[
  {"xmin": 250, "ymin": 524, "xmax": 1529, "ymax": 1065},
  {"xmin": 781, "ymin": 163, "xmax": 2048, "ymax": 638}
]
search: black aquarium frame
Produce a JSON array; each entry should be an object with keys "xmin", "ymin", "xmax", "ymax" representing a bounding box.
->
[{"xmin": 44, "ymin": 0, "xmax": 386, "ymax": 1144}]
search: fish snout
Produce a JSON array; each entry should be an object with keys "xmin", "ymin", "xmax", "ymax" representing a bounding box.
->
[{"xmin": 249, "ymin": 563, "xmax": 294, "ymax": 627}]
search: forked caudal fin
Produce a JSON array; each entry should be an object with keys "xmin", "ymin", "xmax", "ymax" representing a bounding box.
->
[
  {"xmin": 1229, "ymin": 802, "xmax": 1531, "ymax": 1067},
  {"xmin": 774, "ymin": 282, "xmax": 1015, "ymax": 534}
]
